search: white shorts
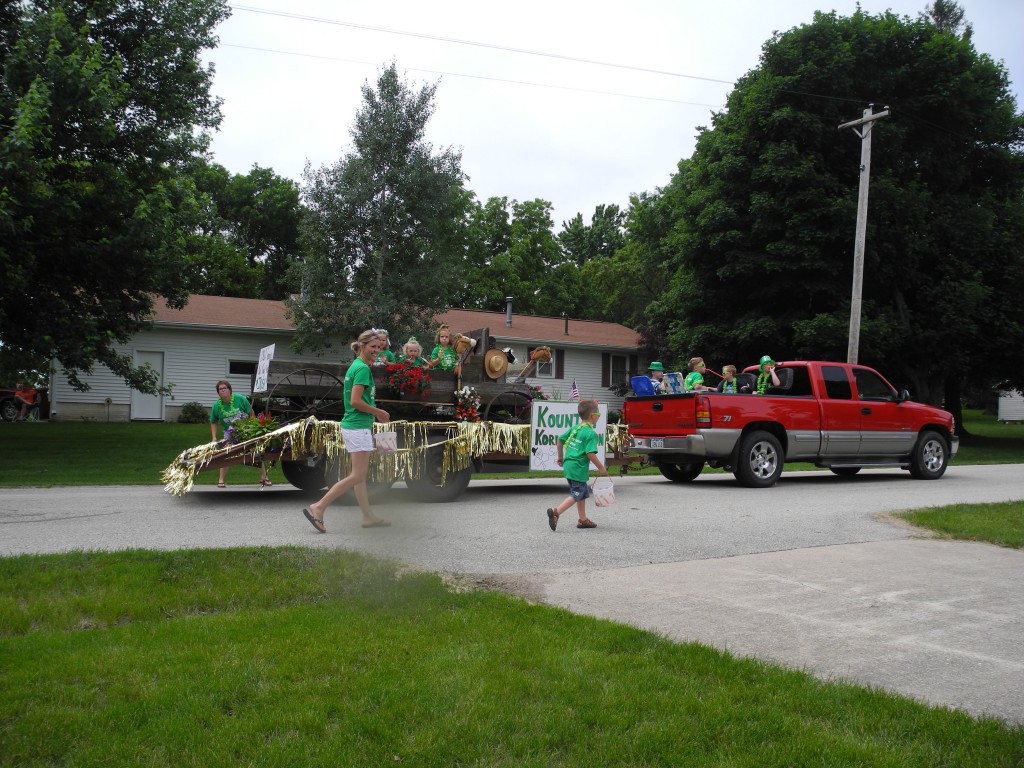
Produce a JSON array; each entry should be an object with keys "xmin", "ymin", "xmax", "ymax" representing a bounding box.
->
[{"xmin": 341, "ymin": 428, "xmax": 374, "ymax": 453}]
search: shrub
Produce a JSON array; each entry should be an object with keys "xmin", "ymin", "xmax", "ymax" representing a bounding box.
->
[{"xmin": 177, "ymin": 401, "xmax": 209, "ymax": 424}]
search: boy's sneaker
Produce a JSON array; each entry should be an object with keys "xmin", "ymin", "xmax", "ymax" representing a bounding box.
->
[
  {"xmin": 577, "ymin": 519, "xmax": 597, "ymax": 529},
  {"xmin": 546, "ymin": 508, "xmax": 558, "ymax": 531}
]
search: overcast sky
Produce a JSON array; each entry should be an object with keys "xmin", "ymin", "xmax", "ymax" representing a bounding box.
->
[{"xmin": 204, "ymin": 1, "xmax": 1023, "ymax": 229}]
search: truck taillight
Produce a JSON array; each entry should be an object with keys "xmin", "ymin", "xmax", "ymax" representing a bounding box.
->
[{"xmin": 696, "ymin": 395, "xmax": 711, "ymax": 427}]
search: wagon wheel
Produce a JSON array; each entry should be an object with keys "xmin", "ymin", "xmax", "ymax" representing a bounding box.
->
[
  {"xmin": 483, "ymin": 390, "xmax": 533, "ymax": 425},
  {"xmin": 266, "ymin": 367, "xmax": 346, "ymax": 425}
]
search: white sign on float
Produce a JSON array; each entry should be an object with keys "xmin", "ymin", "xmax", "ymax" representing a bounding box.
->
[
  {"xmin": 529, "ymin": 401, "xmax": 608, "ymax": 471},
  {"xmin": 253, "ymin": 344, "xmax": 276, "ymax": 394}
]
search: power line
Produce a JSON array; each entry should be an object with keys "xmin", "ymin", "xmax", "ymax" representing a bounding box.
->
[
  {"xmin": 231, "ymin": 3, "xmax": 735, "ymax": 86},
  {"xmin": 219, "ymin": 42, "xmax": 726, "ymax": 109}
]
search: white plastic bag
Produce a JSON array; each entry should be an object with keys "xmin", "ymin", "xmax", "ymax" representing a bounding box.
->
[
  {"xmin": 591, "ymin": 477, "xmax": 615, "ymax": 507},
  {"xmin": 374, "ymin": 430, "xmax": 398, "ymax": 454}
]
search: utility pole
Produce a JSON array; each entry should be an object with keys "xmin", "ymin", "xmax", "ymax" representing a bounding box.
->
[{"xmin": 838, "ymin": 104, "xmax": 889, "ymax": 364}]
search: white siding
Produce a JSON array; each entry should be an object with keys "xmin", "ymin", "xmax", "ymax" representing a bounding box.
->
[
  {"xmin": 997, "ymin": 390, "xmax": 1024, "ymax": 423},
  {"xmin": 500, "ymin": 344, "xmax": 626, "ymax": 411},
  {"xmin": 50, "ymin": 327, "xmax": 343, "ymax": 421}
]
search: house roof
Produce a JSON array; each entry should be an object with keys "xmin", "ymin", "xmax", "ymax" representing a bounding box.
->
[
  {"xmin": 437, "ymin": 308, "xmax": 639, "ymax": 349},
  {"xmin": 152, "ymin": 295, "xmax": 293, "ymax": 331},
  {"xmin": 151, "ymin": 296, "xmax": 640, "ymax": 349}
]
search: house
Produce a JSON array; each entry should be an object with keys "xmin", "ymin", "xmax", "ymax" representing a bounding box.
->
[{"xmin": 48, "ymin": 296, "xmax": 642, "ymax": 422}]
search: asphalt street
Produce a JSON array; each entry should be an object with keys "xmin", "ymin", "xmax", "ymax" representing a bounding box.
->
[{"xmin": 3, "ymin": 464, "xmax": 1023, "ymax": 725}]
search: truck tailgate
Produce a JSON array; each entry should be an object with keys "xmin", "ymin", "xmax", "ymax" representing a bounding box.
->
[{"xmin": 625, "ymin": 393, "xmax": 696, "ymax": 436}]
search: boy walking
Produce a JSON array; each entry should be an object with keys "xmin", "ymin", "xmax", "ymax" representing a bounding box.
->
[{"xmin": 546, "ymin": 400, "xmax": 608, "ymax": 531}]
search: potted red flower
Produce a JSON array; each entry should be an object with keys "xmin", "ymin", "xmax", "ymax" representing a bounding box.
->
[{"xmin": 385, "ymin": 363, "xmax": 430, "ymax": 399}]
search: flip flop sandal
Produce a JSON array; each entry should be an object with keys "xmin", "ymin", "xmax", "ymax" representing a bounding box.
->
[{"xmin": 302, "ymin": 507, "xmax": 326, "ymax": 533}]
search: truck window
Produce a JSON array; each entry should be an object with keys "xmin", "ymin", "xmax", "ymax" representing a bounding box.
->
[
  {"xmin": 821, "ymin": 366, "xmax": 853, "ymax": 400},
  {"xmin": 785, "ymin": 367, "xmax": 813, "ymax": 396},
  {"xmin": 854, "ymin": 368, "xmax": 896, "ymax": 401}
]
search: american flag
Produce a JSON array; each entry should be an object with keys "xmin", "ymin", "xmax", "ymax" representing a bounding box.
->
[{"xmin": 569, "ymin": 379, "xmax": 580, "ymax": 401}]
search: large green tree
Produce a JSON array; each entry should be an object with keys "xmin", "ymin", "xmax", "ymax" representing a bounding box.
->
[
  {"xmin": 190, "ymin": 161, "xmax": 304, "ymax": 300},
  {"xmin": 659, "ymin": 6, "xmax": 1024, "ymax": 412},
  {"xmin": 0, "ymin": 0, "xmax": 229, "ymax": 392},
  {"xmin": 288, "ymin": 63, "xmax": 469, "ymax": 353}
]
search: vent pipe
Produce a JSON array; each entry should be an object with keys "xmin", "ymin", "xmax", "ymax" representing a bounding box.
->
[
  {"xmin": 564, "ymin": 314, "xmax": 569, "ymax": 335},
  {"xmin": 505, "ymin": 297, "xmax": 513, "ymax": 327}
]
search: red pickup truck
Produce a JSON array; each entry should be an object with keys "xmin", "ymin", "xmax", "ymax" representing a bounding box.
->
[{"xmin": 624, "ymin": 361, "xmax": 958, "ymax": 488}]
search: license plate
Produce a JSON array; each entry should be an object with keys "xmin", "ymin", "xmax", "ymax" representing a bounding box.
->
[{"xmin": 651, "ymin": 438, "xmax": 664, "ymax": 449}]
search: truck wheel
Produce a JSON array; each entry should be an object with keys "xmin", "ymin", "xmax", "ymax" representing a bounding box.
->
[
  {"xmin": 909, "ymin": 430, "xmax": 949, "ymax": 480},
  {"xmin": 734, "ymin": 430, "xmax": 783, "ymax": 488},
  {"xmin": 281, "ymin": 459, "xmax": 327, "ymax": 491},
  {"xmin": 829, "ymin": 467, "xmax": 861, "ymax": 477},
  {"xmin": 657, "ymin": 461, "xmax": 703, "ymax": 482}
]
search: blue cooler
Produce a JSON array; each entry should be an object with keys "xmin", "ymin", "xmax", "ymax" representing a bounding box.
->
[{"xmin": 630, "ymin": 376, "xmax": 656, "ymax": 396}]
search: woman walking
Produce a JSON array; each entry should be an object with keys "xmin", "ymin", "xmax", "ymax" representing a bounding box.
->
[{"xmin": 302, "ymin": 330, "xmax": 391, "ymax": 532}]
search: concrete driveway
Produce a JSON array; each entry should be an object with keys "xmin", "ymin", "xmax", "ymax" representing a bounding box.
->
[{"xmin": 2, "ymin": 464, "xmax": 1023, "ymax": 724}]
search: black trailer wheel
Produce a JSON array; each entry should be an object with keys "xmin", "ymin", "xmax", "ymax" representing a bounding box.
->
[
  {"xmin": 483, "ymin": 390, "xmax": 533, "ymax": 425},
  {"xmin": 733, "ymin": 430, "xmax": 784, "ymax": 488},
  {"xmin": 909, "ymin": 430, "xmax": 950, "ymax": 480},
  {"xmin": 405, "ymin": 443, "xmax": 473, "ymax": 502},
  {"xmin": 267, "ymin": 368, "xmax": 346, "ymax": 425},
  {"xmin": 281, "ymin": 458, "xmax": 327, "ymax": 491},
  {"xmin": 657, "ymin": 461, "xmax": 704, "ymax": 482},
  {"xmin": 829, "ymin": 467, "xmax": 862, "ymax": 477}
]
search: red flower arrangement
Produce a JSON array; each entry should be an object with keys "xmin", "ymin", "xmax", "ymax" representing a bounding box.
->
[{"xmin": 385, "ymin": 363, "xmax": 431, "ymax": 398}]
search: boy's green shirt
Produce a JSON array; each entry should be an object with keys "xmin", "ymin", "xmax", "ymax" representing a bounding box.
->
[{"xmin": 559, "ymin": 422, "xmax": 598, "ymax": 482}]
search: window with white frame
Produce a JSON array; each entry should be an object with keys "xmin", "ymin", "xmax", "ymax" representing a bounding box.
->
[
  {"xmin": 528, "ymin": 347, "xmax": 554, "ymax": 378},
  {"xmin": 228, "ymin": 360, "xmax": 257, "ymax": 376}
]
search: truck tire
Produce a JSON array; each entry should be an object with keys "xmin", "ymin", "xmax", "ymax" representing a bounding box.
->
[
  {"xmin": 657, "ymin": 461, "xmax": 704, "ymax": 482},
  {"xmin": 909, "ymin": 430, "xmax": 950, "ymax": 480},
  {"xmin": 281, "ymin": 459, "xmax": 327, "ymax": 491},
  {"xmin": 734, "ymin": 430, "xmax": 783, "ymax": 488}
]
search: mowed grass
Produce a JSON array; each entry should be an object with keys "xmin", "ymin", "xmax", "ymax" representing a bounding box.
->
[
  {"xmin": 2, "ymin": 547, "xmax": 1021, "ymax": 766},
  {"xmin": 896, "ymin": 501, "xmax": 1024, "ymax": 549}
]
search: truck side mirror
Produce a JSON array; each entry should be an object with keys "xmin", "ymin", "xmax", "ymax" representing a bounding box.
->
[{"xmin": 897, "ymin": 388, "xmax": 911, "ymax": 403}]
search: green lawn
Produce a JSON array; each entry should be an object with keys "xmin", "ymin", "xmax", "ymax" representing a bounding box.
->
[{"xmin": 2, "ymin": 547, "xmax": 1021, "ymax": 766}]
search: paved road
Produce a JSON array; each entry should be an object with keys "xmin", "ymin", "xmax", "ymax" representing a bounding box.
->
[{"xmin": 3, "ymin": 464, "xmax": 1023, "ymax": 724}]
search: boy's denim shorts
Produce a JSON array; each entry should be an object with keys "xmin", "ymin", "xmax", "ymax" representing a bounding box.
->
[{"xmin": 567, "ymin": 479, "xmax": 592, "ymax": 501}]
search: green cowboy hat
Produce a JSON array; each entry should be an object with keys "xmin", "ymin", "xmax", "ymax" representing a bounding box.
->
[{"xmin": 648, "ymin": 361, "xmax": 664, "ymax": 371}]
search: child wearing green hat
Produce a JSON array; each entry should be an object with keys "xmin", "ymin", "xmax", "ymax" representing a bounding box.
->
[
  {"xmin": 648, "ymin": 361, "xmax": 668, "ymax": 393},
  {"xmin": 755, "ymin": 355, "xmax": 781, "ymax": 394}
]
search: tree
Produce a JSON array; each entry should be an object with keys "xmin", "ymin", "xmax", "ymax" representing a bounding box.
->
[
  {"xmin": 657, "ymin": 7, "xmax": 1024, "ymax": 413},
  {"xmin": 288, "ymin": 63, "xmax": 469, "ymax": 352},
  {"xmin": 558, "ymin": 204, "xmax": 626, "ymax": 267},
  {"xmin": 190, "ymin": 161, "xmax": 304, "ymax": 300},
  {"xmin": 0, "ymin": 0, "xmax": 229, "ymax": 392},
  {"xmin": 450, "ymin": 195, "xmax": 514, "ymax": 311}
]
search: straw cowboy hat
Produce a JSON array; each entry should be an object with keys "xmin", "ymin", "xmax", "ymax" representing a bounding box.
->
[{"xmin": 484, "ymin": 348, "xmax": 509, "ymax": 379}]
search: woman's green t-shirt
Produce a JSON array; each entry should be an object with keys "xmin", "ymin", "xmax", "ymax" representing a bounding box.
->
[{"xmin": 342, "ymin": 358, "xmax": 375, "ymax": 430}]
